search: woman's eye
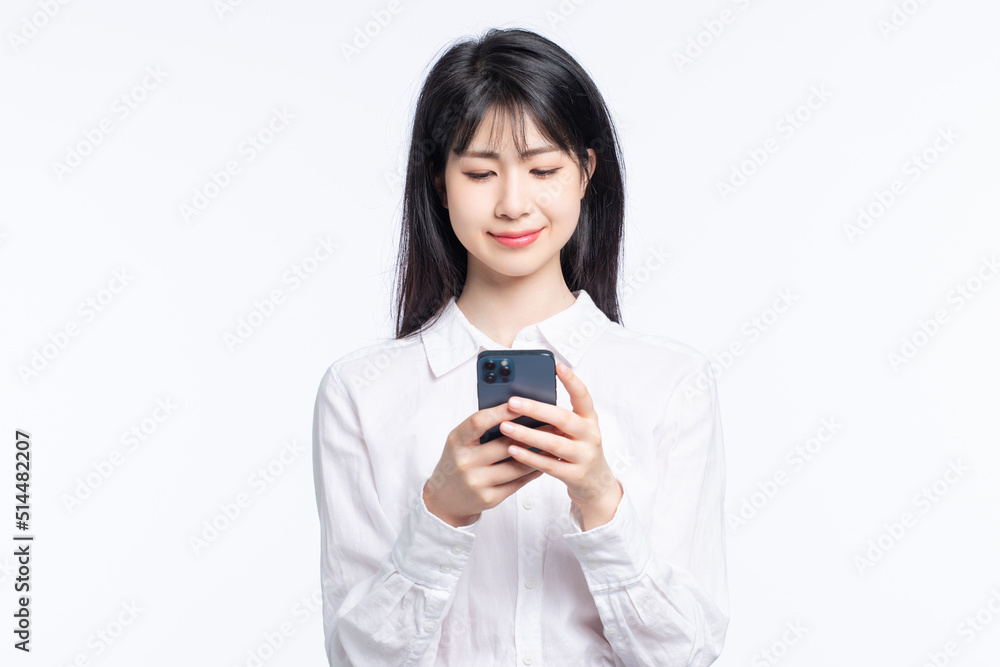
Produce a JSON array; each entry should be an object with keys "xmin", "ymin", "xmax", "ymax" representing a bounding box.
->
[{"xmin": 464, "ymin": 168, "xmax": 561, "ymax": 181}]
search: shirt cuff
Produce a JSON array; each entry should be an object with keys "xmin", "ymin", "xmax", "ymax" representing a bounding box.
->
[
  {"xmin": 390, "ymin": 489, "xmax": 478, "ymax": 590},
  {"xmin": 561, "ymin": 483, "xmax": 653, "ymax": 591}
]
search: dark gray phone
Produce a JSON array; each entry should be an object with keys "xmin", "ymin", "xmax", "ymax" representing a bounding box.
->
[{"xmin": 477, "ymin": 349, "xmax": 556, "ymax": 449}]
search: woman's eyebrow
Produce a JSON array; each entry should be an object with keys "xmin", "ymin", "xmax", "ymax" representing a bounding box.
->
[{"xmin": 459, "ymin": 144, "xmax": 561, "ymax": 161}]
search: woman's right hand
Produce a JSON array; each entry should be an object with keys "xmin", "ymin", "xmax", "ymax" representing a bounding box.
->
[{"xmin": 422, "ymin": 401, "xmax": 549, "ymax": 528}]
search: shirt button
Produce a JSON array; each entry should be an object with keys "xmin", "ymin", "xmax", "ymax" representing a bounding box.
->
[
  {"xmin": 424, "ymin": 621, "xmax": 436, "ymax": 632},
  {"xmin": 451, "ymin": 544, "xmax": 464, "ymax": 555},
  {"xmin": 588, "ymin": 560, "xmax": 598, "ymax": 570},
  {"xmin": 524, "ymin": 576, "xmax": 537, "ymax": 589},
  {"xmin": 440, "ymin": 564, "xmax": 452, "ymax": 573},
  {"xmin": 580, "ymin": 545, "xmax": 591, "ymax": 554},
  {"xmin": 607, "ymin": 626, "xmax": 618, "ymax": 636},
  {"xmin": 522, "ymin": 497, "xmax": 535, "ymax": 510},
  {"xmin": 522, "ymin": 657, "xmax": 534, "ymax": 665}
]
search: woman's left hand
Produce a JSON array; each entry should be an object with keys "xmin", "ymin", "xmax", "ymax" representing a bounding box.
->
[{"xmin": 501, "ymin": 361, "xmax": 623, "ymax": 531}]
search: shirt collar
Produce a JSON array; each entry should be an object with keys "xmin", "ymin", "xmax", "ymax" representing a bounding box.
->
[{"xmin": 420, "ymin": 289, "xmax": 612, "ymax": 378}]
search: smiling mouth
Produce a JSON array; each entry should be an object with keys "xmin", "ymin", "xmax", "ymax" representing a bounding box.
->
[
  {"xmin": 489, "ymin": 229, "xmax": 543, "ymax": 248},
  {"xmin": 491, "ymin": 229, "xmax": 542, "ymax": 239}
]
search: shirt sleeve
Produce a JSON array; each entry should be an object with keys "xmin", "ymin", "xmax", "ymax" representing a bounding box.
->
[
  {"xmin": 561, "ymin": 354, "xmax": 730, "ymax": 666},
  {"xmin": 312, "ymin": 365, "xmax": 479, "ymax": 667}
]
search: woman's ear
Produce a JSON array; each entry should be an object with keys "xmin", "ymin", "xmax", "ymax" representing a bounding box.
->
[
  {"xmin": 580, "ymin": 148, "xmax": 597, "ymax": 199},
  {"xmin": 432, "ymin": 166, "xmax": 448, "ymax": 209}
]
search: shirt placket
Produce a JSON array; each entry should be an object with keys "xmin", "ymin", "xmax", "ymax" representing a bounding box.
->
[
  {"xmin": 514, "ymin": 479, "xmax": 545, "ymax": 665},
  {"xmin": 512, "ymin": 332, "xmax": 545, "ymax": 666}
]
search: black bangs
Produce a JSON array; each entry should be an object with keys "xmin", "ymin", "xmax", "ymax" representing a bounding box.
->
[{"xmin": 448, "ymin": 86, "xmax": 576, "ymax": 166}]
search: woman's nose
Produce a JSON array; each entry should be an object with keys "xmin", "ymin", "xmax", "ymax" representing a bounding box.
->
[{"xmin": 495, "ymin": 173, "xmax": 532, "ymax": 219}]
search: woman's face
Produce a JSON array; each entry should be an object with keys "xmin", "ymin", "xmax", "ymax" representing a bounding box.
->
[{"xmin": 436, "ymin": 107, "xmax": 595, "ymax": 282}]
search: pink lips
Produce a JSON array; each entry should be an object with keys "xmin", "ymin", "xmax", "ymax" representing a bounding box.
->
[{"xmin": 490, "ymin": 229, "xmax": 542, "ymax": 248}]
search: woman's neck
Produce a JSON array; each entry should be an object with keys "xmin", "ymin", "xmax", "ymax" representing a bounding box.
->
[{"xmin": 455, "ymin": 276, "xmax": 577, "ymax": 348}]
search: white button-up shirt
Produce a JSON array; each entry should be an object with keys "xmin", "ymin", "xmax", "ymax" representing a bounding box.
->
[{"xmin": 312, "ymin": 289, "xmax": 729, "ymax": 666}]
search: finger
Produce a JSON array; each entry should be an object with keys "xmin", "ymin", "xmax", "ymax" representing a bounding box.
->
[
  {"xmin": 535, "ymin": 423, "xmax": 568, "ymax": 439},
  {"xmin": 480, "ymin": 435, "xmax": 531, "ymax": 465},
  {"xmin": 488, "ymin": 456, "xmax": 540, "ymax": 484},
  {"xmin": 506, "ymin": 395, "xmax": 585, "ymax": 440},
  {"xmin": 492, "ymin": 469, "xmax": 543, "ymax": 497},
  {"xmin": 507, "ymin": 443, "xmax": 568, "ymax": 477},
  {"xmin": 476, "ymin": 432, "xmax": 555, "ymax": 467},
  {"xmin": 463, "ymin": 403, "xmax": 523, "ymax": 446},
  {"xmin": 555, "ymin": 361, "xmax": 596, "ymax": 420},
  {"xmin": 498, "ymin": 419, "xmax": 570, "ymax": 461}
]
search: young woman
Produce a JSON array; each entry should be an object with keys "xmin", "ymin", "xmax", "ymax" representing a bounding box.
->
[{"xmin": 312, "ymin": 27, "xmax": 729, "ymax": 666}]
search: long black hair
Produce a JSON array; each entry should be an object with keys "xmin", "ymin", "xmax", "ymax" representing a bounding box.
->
[{"xmin": 392, "ymin": 27, "xmax": 626, "ymax": 339}]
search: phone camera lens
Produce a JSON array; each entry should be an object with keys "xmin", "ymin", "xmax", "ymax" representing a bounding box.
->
[
  {"xmin": 484, "ymin": 361, "xmax": 496, "ymax": 371},
  {"xmin": 498, "ymin": 366, "xmax": 511, "ymax": 377},
  {"xmin": 484, "ymin": 372, "xmax": 497, "ymax": 384}
]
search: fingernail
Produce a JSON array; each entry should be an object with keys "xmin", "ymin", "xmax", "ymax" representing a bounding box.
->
[
  {"xmin": 500, "ymin": 421, "xmax": 514, "ymax": 433},
  {"xmin": 508, "ymin": 397, "xmax": 522, "ymax": 409}
]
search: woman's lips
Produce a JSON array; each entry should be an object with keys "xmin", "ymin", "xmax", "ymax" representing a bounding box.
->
[{"xmin": 490, "ymin": 229, "xmax": 542, "ymax": 248}]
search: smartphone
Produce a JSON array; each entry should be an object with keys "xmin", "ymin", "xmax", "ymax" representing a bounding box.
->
[{"xmin": 477, "ymin": 349, "xmax": 556, "ymax": 450}]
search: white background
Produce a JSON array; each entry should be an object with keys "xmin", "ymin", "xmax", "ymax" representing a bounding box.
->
[{"xmin": 2, "ymin": 1, "xmax": 999, "ymax": 665}]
